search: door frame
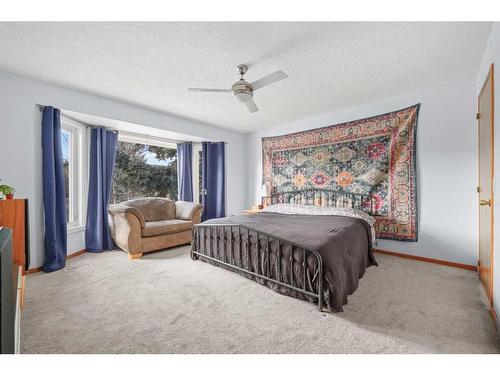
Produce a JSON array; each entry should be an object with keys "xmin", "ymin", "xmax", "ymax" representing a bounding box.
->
[{"xmin": 478, "ymin": 63, "xmax": 494, "ymax": 306}]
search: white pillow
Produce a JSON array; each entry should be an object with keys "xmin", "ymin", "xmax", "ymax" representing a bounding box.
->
[{"xmin": 262, "ymin": 203, "xmax": 376, "ymax": 242}]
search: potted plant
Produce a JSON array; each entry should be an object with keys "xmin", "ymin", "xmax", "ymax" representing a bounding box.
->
[{"xmin": 0, "ymin": 184, "xmax": 15, "ymax": 200}]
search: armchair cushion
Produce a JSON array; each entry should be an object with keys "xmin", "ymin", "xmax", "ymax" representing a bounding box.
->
[
  {"xmin": 108, "ymin": 204, "xmax": 146, "ymax": 228},
  {"xmin": 141, "ymin": 219, "xmax": 193, "ymax": 237},
  {"xmin": 175, "ymin": 201, "xmax": 204, "ymax": 221},
  {"xmin": 124, "ymin": 197, "xmax": 176, "ymax": 221}
]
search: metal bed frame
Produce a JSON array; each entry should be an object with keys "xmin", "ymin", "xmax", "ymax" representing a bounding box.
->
[
  {"xmin": 270, "ymin": 188, "xmax": 374, "ymax": 215},
  {"xmin": 191, "ymin": 188, "xmax": 373, "ymax": 312}
]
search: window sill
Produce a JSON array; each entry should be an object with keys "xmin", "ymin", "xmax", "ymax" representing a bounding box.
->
[{"xmin": 67, "ymin": 225, "xmax": 85, "ymax": 235}]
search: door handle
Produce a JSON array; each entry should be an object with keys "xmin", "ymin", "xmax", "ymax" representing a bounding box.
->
[{"xmin": 479, "ymin": 199, "xmax": 492, "ymax": 207}]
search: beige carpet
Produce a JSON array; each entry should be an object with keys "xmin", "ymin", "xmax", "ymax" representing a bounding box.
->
[{"xmin": 21, "ymin": 246, "xmax": 499, "ymax": 354}]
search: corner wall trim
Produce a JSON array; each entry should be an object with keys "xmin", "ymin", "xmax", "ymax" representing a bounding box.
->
[
  {"xmin": 26, "ymin": 249, "xmax": 87, "ymax": 274},
  {"xmin": 491, "ymin": 306, "xmax": 498, "ymax": 328},
  {"xmin": 373, "ymin": 248, "xmax": 477, "ymax": 271}
]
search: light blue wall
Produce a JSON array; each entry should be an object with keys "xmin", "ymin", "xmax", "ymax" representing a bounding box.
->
[
  {"xmin": 245, "ymin": 79, "xmax": 477, "ymax": 266},
  {"xmin": 0, "ymin": 70, "xmax": 246, "ymax": 268}
]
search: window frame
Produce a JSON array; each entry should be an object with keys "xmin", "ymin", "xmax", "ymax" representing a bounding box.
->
[
  {"xmin": 117, "ymin": 132, "xmax": 178, "ymax": 150},
  {"xmin": 113, "ymin": 133, "xmax": 179, "ymax": 201},
  {"xmin": 192, "ymin": 143, "xmax": 202, "ymax": 204},
  {"xmin": 115, "ymin": 133, "xmax": 201, "ymax": 203},
  {"xmin": 61, "ymin": 116, "xmax": 86, "ymax": 233}
]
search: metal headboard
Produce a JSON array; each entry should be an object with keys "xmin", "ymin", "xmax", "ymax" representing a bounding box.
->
[{"xmin": 270, "ymin": 188, "xmax": 374, "ymax": 215}]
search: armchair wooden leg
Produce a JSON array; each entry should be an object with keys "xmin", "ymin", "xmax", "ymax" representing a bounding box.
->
[{"xmin": 128, "ymin": 252, "xmax": 143, "ymax": 260}]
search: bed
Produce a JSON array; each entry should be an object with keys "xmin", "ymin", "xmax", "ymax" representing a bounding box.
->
[{"xmin": 191, "ymin": 188, "xmax": 377, "ymax": 312}]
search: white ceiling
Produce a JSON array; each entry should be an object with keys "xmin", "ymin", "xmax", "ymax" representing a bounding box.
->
[{"xmin": 0, "ymin": 22, "xmax": 492, "ymax": 133}]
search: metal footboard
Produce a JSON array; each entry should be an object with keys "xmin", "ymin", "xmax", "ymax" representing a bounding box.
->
[{"xmin": 191, "ymin": 224, "xmax": 324, "ymax": 311}]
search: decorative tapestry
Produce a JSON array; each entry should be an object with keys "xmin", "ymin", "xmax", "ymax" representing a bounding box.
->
[{"xmin": 262, "ymin": 104, "xmax": 420, "ymax": 241}]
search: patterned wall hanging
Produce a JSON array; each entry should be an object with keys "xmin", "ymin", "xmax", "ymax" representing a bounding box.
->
[{"xmin": 262, "ymin": 104, "xmax": 420, "ymax": 241}]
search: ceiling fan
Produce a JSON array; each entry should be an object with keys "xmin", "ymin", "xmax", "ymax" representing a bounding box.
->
[{"xmin": 188, "ymin": 64, "xmax": 288, "ymax": 113}]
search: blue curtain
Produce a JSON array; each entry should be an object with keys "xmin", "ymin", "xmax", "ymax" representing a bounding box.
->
[
  {"xmin": 176, "ymin": 142, "xmax": 193, "ymax": 201},
  {"xmin": 201, "ymin": 142, "xmax": 225, "ymax": 221},
  {"xmin": 41, "ymin": 107, "xmax": 67, "ymax": 273},
  {"xmin": 85, "ymin": 128, "xmax": 118, "ymax": 252}
]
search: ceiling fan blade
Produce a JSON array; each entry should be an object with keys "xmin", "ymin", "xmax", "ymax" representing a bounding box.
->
[
  {"xmin": 244, "ymin": 99, "xmax": 259, "ymax": 113},
  {"xmin": 188, "ymin": 88, "xmax": 231, "ymax": 93},
  {"xmin": 250, "ymin": 70, "xmax": 288, "ymax": 90}
]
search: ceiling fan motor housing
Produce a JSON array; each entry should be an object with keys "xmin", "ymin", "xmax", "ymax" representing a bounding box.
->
[
  {"xmin": 231, "ymin": 79, "xmax": 253, "ymax": 102},
  {"xmin": 188, "ymin": 64, "xmax": 287, "ymax": 113}
]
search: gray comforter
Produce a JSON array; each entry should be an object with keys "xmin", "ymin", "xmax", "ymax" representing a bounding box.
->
[{"xmin": 192, "ymin": 212, "xmax": 377, "ymax": 312}]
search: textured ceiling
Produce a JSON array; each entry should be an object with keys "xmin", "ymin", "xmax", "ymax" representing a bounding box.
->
[{"xmin": 0, "ymin": 22, "xmax": 492, "ymax": 133}]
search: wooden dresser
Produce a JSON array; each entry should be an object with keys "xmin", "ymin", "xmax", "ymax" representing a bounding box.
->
[
  {"xmin": 0, "ymin": 199, "xmax": 29, "ymax": 269},
  {"xmin": 0, "ymin": 199, "xmax": 29, "ymax": 334}
]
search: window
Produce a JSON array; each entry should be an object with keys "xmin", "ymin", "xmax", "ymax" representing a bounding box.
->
[
  {"xmin": 192, "ymin": 143, "xmax": 202, "ymax": 204},
  {"xmin": 111, "ymin": 136, "xmax": 178, "ymax": 203},
  {"xmin": 60, "ymin": 117, "xmax": 85, "ymax": 231},
  {"xmin": 61, "ymin": 128, "xmax": 72, "ymax": 221}
]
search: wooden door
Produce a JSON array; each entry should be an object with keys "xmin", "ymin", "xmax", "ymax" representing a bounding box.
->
[{"xmin": 478, "ymin": 64, "xmax": 494, "ymax": 305}]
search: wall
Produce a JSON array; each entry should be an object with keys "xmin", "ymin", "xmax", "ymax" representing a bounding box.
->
[
  {"xmin": 246, "ymin": 79, "xmax": 477, "ymax": 266},
  {"xmin": 0, "ymin": 70, "xmax": 246, "ymax": 268},
  {"xmin": 476, "ymin": 22, "xmax": 500, "ymax": 330}
]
